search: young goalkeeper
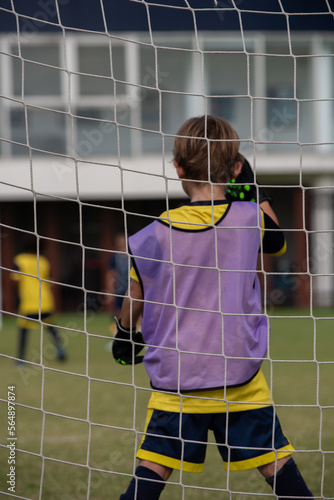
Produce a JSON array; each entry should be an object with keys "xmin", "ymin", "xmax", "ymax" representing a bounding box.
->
[{"xmin": 113, "ymin": 115, "xmax": 313, "ymax": 499}]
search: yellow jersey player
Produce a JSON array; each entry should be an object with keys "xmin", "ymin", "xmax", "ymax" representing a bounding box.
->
[{"xmin": 12, "ymin": 235, "xmax": 66, "ymax": 363}]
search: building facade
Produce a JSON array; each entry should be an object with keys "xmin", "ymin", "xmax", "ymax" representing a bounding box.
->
[{"xmin": 0, "ymin": 0, "xmax": 333, "ymax": 311}]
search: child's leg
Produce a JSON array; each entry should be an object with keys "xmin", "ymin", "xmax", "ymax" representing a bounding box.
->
[
  {"xmin": 119, "ymin": 465, "xmax": 166, "ymax": 500},
  {"xmin": 48, "ymin": 325, "xmax": 66, "ymax": 360},
  {"xmin": 259, "ymin": 456, "xmax": 313, "ymax": 499},
  {"xmin": 18, "ymin": 328, "xmax": 28, "ymax": 360}
]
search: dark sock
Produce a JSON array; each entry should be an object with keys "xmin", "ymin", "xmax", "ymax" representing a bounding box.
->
[
  {"xmin": 18, "ymin": 328, "xmax": 28, "ymax": 360},
  {"xmin": 120, "ymin": 466, "xmax": 165, "ymax": 500},
  {"xmin": 48, "ymin": 326, "xmax": 66, "ymax": 359},
  {"xmin": 266, "ymin": 458, "xmax": 313, "ymax": 499}
]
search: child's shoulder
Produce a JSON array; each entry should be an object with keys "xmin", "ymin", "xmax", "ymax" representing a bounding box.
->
[
  {"xmin": 159, "ymin": 204, "xmax": 189, "ymax": 224},
  {"xmin": 159, "ymin": 201, "xmax": 230, "ymax": 230}
]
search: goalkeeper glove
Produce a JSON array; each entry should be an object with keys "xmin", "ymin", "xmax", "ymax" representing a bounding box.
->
[
  {"xmin": 226, "ymin": 158, "xmax": 272, "ymax": 205},
  {"xmin": 112, "ymin": 317, "xmax": 145, "ymax": 365}
]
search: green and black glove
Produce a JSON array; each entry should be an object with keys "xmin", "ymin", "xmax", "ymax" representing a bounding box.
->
[
  {"xmin": 112, "ymin": 317, "xmax": 145, "ymax": 365},
  {"xmin": 226, "ymin": 158, "xmax": 272, "ymax": 205}
]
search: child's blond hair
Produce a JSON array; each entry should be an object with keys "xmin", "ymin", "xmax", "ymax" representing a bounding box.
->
[{"xmin": 173, "ymin": 115, "xmax": 241, "ymax": 184}]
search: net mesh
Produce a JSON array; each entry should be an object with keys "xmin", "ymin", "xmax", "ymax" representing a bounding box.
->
[{"xmin": 0, "ymin": 1, "xmax": 334, "ymax": 498}]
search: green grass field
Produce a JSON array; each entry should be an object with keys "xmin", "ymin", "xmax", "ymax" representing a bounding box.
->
[{"xmin": 1, "ymin": 310, "xmax": 334, "ymax": 499}]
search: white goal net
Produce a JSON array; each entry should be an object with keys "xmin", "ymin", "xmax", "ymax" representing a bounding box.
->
[{"xmin": 0, "ymin": 1, "xmax": 333, "ymax": 499}]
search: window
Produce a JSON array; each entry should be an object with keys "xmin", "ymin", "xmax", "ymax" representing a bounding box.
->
[
  {"xmin": 13, "ymin": 45, "xmax": 61, "ymax": 97},
  {"xmin": 78, "ymin": 45, "xmax": 125, "ymax": 96},
  {"xmin": 0, "ymin": 33, "xmax": 333, "ymax": 158}
]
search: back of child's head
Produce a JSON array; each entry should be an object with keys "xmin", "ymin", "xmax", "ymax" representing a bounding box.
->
[{"xmin": 173, "ymin": 115, "xmax": 241, "ymax": 184}]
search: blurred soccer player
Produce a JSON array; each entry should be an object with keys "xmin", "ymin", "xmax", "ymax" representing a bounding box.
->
[{"xmin": 12, "ymin": 234, "xmax": 66, "ymax": 363}]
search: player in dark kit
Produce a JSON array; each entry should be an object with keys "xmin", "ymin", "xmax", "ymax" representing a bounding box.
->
[{"xmin": 113, "ymin": 116, "xmax": 313, "ymax": 500}]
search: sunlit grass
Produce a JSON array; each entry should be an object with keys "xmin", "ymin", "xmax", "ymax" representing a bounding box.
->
[{"xmin": 1, "ymin": 310, "xmax": 333, "ymax": 498}]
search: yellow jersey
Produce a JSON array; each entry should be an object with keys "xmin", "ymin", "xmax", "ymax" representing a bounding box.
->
[{"xmin": 12, "ymin": 253, "xmax": 55, "ymax": 316}]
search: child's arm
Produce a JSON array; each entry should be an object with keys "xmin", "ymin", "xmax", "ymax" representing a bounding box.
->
[
  {"xmin": 120, "ymin": 278, "xmax": 143, "ymax": 329},
  {"xmin": 259, "ymin": 193, "xmax": 285, "ymax": 255},
  {"xmin": 226, "ymin": 157, "xmax": 273, "ymax": 208},
  {"xmin": 225, "ymin": 157, "xmax": 283, "ymax": 249},
  {"xmin": 261, "ymin": 211, "xmax": 286, "ymax": 256},
  {"xmin": 260, "ymin": 199, "xmax": 279, "ymax": 225},
  {"xmin": 112, "ymin": 279, "xmax": 145, "ymax": 365}
]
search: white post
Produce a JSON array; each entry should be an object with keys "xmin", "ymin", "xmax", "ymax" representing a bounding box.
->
[
  {"xmin": 188, "ymin": 35, "xmax": 205, "ymax": 118},
  {"xmin": 253, "ymin": 34, "xmax": 267, "ymax": 154},
  {"xmin": 126, "ymin": 38, "xmax": 142, "ymax": 156},
  {"xmin": 62, "ymin": 34, "xmax": 78, "ymax": 156},
  {"xmin": 312, "ymin": 36, "xmax": 333, "ymax": 153},
  {"xmin": 0, "ymin": 36, "xmax": 12, "ymax": 157}
]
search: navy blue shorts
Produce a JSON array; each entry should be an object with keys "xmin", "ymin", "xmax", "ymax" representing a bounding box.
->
[{"xmin": 137, "ymin": 406, "xmax": 294, "ymax": 472}]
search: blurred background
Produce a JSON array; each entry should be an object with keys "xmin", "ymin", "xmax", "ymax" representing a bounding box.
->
[{"xmin": 0, "ymin": 0, "xmax": 333, "ymax": 314}]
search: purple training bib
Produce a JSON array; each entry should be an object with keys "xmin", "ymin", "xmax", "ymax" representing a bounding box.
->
[{"xmin": 129, "ymin": 202, "xmax": 268, "ymax": 392}]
